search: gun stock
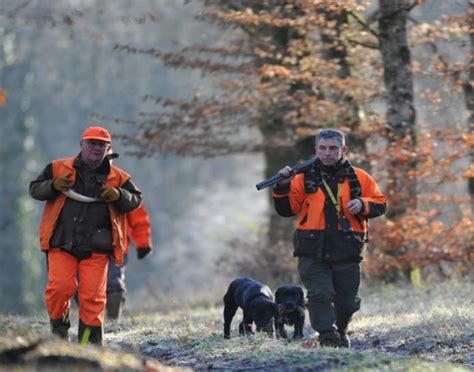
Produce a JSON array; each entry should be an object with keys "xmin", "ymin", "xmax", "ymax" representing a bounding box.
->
[{"xmin": 256, "ymin": 157, "xmax": 316, "ymax": 191}]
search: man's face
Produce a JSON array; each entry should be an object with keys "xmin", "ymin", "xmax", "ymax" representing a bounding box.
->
[
  {"xmin": 315, "ymin": 137, "xmax": 346, "ymax": 166},
  {"xmin": 80, "ymin": 139, "xmax": 110, "ymax": 166}
]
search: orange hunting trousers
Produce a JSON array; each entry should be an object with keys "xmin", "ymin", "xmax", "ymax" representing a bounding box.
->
[{"xmin": 45, "ymin": 249, "xmax": 109, "ymax": 326}]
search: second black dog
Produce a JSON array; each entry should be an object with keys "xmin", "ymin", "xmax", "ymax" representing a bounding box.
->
[
  {"xmin": 275, "ymin": 285, "xmax": 306, "ymax": 339},
  {"xmin": 223, "ymin": 277, "xmax": 278, "ymax": 339}
]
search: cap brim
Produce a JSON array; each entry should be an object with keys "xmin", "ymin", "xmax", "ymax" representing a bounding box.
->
[{"xmin": 82, "ymin": 136, "xmax": 111, "ymax": 142}]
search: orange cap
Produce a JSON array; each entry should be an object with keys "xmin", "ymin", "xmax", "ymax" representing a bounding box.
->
[{"xmin": 81, "ymin": 126, "xmax": 111, "ymax": 143}]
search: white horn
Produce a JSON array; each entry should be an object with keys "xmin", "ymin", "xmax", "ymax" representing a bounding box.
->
[{"xmin": 62, "ymin": 190, "xmax": 103, "ymax": 203}]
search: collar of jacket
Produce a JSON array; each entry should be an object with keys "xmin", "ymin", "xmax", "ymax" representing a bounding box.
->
[
  {"xmin": 316, "ymin": 156, "xmax": 347, "ymax": 174},
  {"xmin": 74, "ymin": 153, "xmax": 111, "ymax": 185}
]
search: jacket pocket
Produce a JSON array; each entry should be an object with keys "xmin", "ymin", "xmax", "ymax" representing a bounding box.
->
[
  {"xmin": 90, "ymin": 228, "xmax": 113, "ymax": 253},
  {"xmin": 343, "ymin": 232, "xmax": 365, "ymax": 261},
  {"xmin": 293, "ymin": 230, "xmax": 323, "ymax": 258},
  {"xmin": 49, "ymin": 225, "xmax": 64, "ymax": 248}
]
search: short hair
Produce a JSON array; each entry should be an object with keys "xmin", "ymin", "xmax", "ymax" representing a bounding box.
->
[{"xmin": 315, "ymin": 129, "xmax": 345, "ymax": 147}]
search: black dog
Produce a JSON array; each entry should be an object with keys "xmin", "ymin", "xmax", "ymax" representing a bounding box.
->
[
  {"xmin": 275, "ymin": 285, "xmax": 306, "ymax": 339},
  {"xmin": 223, "ymin": 277, "xmax": 279, "ymax": 339}
]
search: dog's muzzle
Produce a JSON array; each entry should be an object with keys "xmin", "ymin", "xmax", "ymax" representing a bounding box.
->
[{"xmin": 281, "ymin": 302, "xmax": 297, "ymax": 313}]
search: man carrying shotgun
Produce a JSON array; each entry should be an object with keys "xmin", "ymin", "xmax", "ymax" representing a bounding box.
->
[{"xmin": 271, "ymin": 129, "xmax": 387, "ymax": 347}]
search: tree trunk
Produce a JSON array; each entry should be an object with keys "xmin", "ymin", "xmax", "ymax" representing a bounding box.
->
[
  {"xmin": 464, "ymin": 1, "xmax": 474, "ymax": 205},
  {"xmin": 320, "ymin": 9, "xmax": 369, "ymax": 170},
  {"xmin": 259, "ymin": 10, "xmax": 317, "ymax": 257},
  {"xmin": 262, "ymin": 134, "xmax": 314, "ymax": 246},
  {"xmin": 378, "ymin": 0, "xmax": 417, "ymax": 218},
  {"xmin": 0, "ymin": 66, "xmax": 41, "ymax": 313}
]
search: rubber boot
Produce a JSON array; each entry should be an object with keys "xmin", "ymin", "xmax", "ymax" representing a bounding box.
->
[
  {"xmin": 106, "ymin": 292, "xmax": 125, "ymax": 320},
  {"xmin": 50, "ymin": 311, "xmax": 71, "ymax": 340},
  {"xmin": 336, "ymin": 311, "xmax": 352, "ymax": 348},
  {"xmin": 319, "ymin": 331, "xmax": 341, "ymax": 347},
  {"xmin": 306, "ymin": 301, "xmax": 341, "ymax": 347},
  {"xmin": 78, "ymin": 319, "xmax": 103, "ymax": 346}
]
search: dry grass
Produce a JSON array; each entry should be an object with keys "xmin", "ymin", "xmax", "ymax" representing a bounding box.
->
[
  {"xmin": 0, "ymin": 277, "xmax": 472, "ymax": 371},
  {"xmin": 105, "ymin": 277, "xmax": 473, "ymax": 370}
]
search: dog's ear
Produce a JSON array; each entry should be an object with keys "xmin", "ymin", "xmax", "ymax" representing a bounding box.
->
[
  {"xmin": 272, "ymin": 302, "xmax": 280, "ymax": 320},
  {"xmin": 243, "ymin": 302, "xmax": 252, "ymax": 316},
  {"xmin": 298, "ymin": 287, "xmax": 305, "ymax": 306},
  {"xmin": 275, "ymin": 287, "xmax": 282, "ymax": 303}
]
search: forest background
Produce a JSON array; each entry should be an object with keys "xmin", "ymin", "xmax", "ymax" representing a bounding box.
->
[{"xmin": 0, "ymin": 0, "xmax": 472, "ymax": 315}]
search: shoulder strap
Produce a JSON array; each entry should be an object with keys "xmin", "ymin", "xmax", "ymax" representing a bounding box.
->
[
  {"xmin": 304, "ymin": 159, "xmax": 362, "ymax": 197},
  {"xmin": 344, "ymin": 161, "xmax": 362, "ymax": 198},
  {"xmin": 304, "ymin": 164, "xmax": 321, "ymax": 193}
]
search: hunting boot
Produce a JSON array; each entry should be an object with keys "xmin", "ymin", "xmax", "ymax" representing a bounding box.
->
[
  {"xmin": 106, "ymin": 291, "xmax": 125, "ymax": 320},
  {"xmin": 307, "ymin": 301, "xmax": 340, "ymax": 347},
  {"xmin": 78, "ymin": 319, "xmax": 103, "ymax": 346},
  {"xmin": 336, "ymin": 311, "xmax": 353, "ymax": 348},
  {"xmin": 318, "ymin": 331, "xmax": 341, "ymax": 347},
  {"xmin": 50, "ymin": 313, "xmax": 71, "ymax": 341}
]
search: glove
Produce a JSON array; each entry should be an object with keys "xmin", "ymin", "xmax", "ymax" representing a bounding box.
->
[
  {"xmin": 347, "ymin": 198, "xmax": 363, "ymax": 215},
  {"xmin": 100, "ymin": 187, "xmax": 121, "ymax": 202},
  {"xmin": 52, "ymin": 175, "xmax": 74, "ymax": 192},
  {"xmin": 137, "ymin": 247, "xmax": 151, "ymax": 260},
  {"xmin": 275, "ymin": 166, "xmax": 293, "ymax": 187}
]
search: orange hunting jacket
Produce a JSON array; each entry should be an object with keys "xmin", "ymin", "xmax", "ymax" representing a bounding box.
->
[
  {"xmin": 273, "ymin": 167, "xmax": 387, "ymax": 234},
  {"xmin": 38, "ymin": 157, "xmax": 131, "ymax": 266}
]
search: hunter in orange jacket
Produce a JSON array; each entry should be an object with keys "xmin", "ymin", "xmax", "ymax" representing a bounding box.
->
[
  {"xmin": 272, "ymin": 129, "xmax": 387, "ymax": 348},
  {"xmin": 125, "ymin": 204, "xmax": 153, "ymax": 256},
  {"xmin": 29, "ymin": 126, "xmax": 142, "ymax": 345},
  {"xmin": 106, "ymin": 203, "xmax": 153, "ymax": 320}
]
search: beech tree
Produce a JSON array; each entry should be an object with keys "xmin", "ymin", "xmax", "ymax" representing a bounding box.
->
[
  {"xmin": 378, "ymin": 0, "xmax": 417, "ymax": 218},
  {"xmin": 112, "ymin": 1, "xmax": 382, "ymax": 278},
  {"xmin": 109, "ymin": 0, "xmax": 472, "ymax": 280}
]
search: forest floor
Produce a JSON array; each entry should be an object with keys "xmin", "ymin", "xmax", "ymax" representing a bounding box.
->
[{"xmin": 0, "ymin": 277, "xmax": 472, "ymax": 371}]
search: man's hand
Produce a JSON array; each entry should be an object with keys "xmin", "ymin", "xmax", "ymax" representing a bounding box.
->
[
  {"xmin": 347, "ymin": 199, "xmax": 363, "ymax": 215},
  {"xmin": 100, "ymin": 187, "xmax": 120, "ymax": 202},
  {"xmin": 276, "ymin": 166, "xmax": 293, "ymax": 187},
  {"xmin": 52, "ymin": 175, "xmax": 73, "ymax": 192},
  {"xmin": 137, "ymin": 247, "xmax": 151, "ymax": 260}
]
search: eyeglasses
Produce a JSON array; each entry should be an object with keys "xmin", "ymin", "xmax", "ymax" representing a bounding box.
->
[{"xmin": 84, "ymin": 140, "xmax": 109, "ymax": 148}]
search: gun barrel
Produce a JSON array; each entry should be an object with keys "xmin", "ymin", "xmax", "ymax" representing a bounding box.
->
[
  {"xmin": 255, "ymin": 173, "xmax": 285, "ymax": 190},
  {"xmin": 255, "ymin": 157, "xmax": 316, "ymax": 191}
]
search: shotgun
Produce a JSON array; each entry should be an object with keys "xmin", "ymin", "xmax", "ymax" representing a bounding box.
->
[{"xmin": 256, "ymin": 157, "xmax": 316, "ymax": 191}]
